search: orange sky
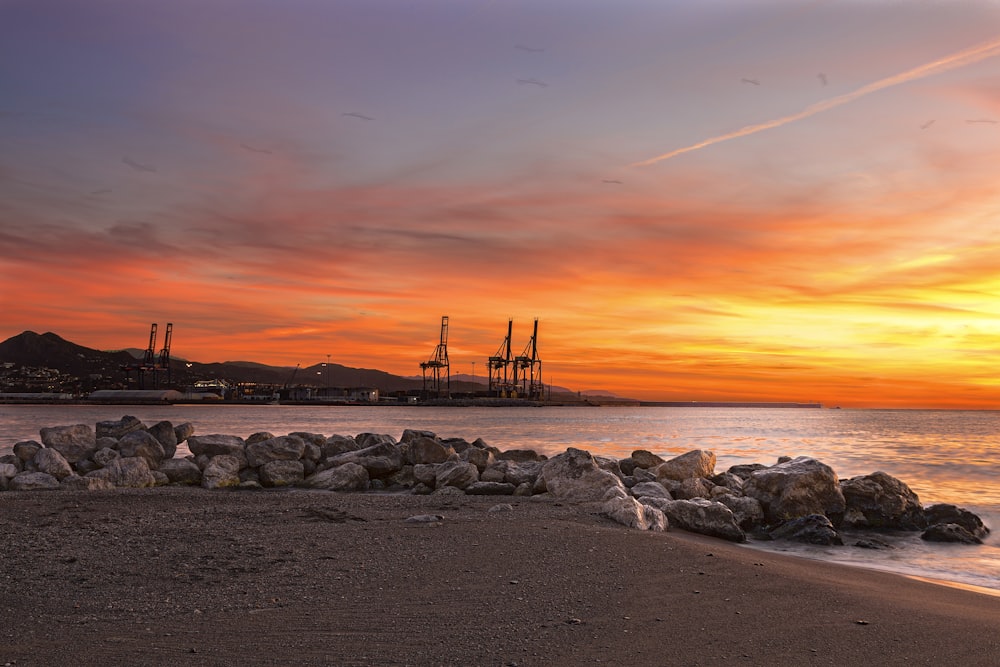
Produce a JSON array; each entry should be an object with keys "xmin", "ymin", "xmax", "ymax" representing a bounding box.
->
[{"xmin": 3, "ymin": 1, "xmax": 1000, "ymax": 408}]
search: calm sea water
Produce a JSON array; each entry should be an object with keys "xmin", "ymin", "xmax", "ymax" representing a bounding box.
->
[{"xmin": 2, "ymin": 405, "xmax": 997, "ymax": 593}]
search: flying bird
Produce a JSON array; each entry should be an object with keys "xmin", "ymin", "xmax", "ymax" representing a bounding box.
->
[
  {"xmin": 516, "ymin": 78, "xmax": 548, "ymax": 87},
  {"xmin": 515, "ymin": 45, "xmax": 545, "ymax": 53},
  {"xmin": 343, "ymin": 112, "xmax": 375, "ymax": 121},
  {"xmin": 601, "ymin": 179, "xmax": 623, "ymax": 184},
  {"xmin": 920, "ymin": 120, "xmax": 935, "ymax": 130},
  {"xmin": 741, "ymin": 78, "xmax": 760, "ymax": 86},
  {"xmin": 240, "ymin": 143, "xmax": 273, "ymax": 154},
  {"xmin": 817, "ymin": 73, "xmax": 828, "ymax": 86},
  {"xmin": 121, "ymin": 156, "xmax": 156, "ymax": 173},
  {"xmin": 966, "ymin": 118, "xmax": 998, "ymax": 124}
]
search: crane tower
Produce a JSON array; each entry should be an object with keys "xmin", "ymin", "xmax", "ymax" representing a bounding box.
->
[
  {"xmin": 488, "ymin": 319, "xmax": 514, "ymax": 397},
  {"xmin": 420, "ymin": 316, "xmax": 450, "ymax": 398},
  {"xmin": 513, "ymin": 318, "xmax": 543, "ymax": 399}
]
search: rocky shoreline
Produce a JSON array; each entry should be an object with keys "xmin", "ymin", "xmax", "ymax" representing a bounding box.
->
[{"xmin": 1, "ymin": 415, "xmax": 990, "ymax": 551}]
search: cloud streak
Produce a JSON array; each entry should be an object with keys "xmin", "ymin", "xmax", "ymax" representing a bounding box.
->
[{"xmin": 631, "ymin": 34, "xmax": 1000, "ymax": 168}]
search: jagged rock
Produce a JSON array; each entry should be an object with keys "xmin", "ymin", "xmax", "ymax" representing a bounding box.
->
[
  {"xmin": 400, "ymin": 429, "xmax": 436, "ymax": 444},
  {"xmin": 497, "ymin": 449, "xmax": 545, "ymax": 463},
  {"xmin": 147, "ymin": 421, "xmax": 178, "ymax": 459},
  {"xmin": 770, "ymin": 514, "xmax": 843, "ymax": 545},
  {"xmin": 675, "ymin": 477, "xmax": 715, "ymax": 500},
  {"xmin": 743, "ymin": 457, "xmax": 845, "ymax": 523},
  {"xmin": 355, "ymin": 433, "xmax": 396, "ymax": 449},
  {"xmin": 328, "ymin": 441, "xmax": 403, "ymax": 479},
  {"xmin": 33, "ymin": 448, "xmax": 73, "ymax": 480},
  {"xmin": 603, "ymin": 495, "xmax": 668, "ymax": 531},
  {"xmin": 39, "ymin": 425, "xmax": 97, "ymax": 463},
  {"xmin": 407, "ymin": 436, "xmax": 454, "ymax": 465},
  {"xmin": 619, "ymin": 457, "xmax": 638, "ymax": 476},
  {"xmin": 412, "ymin": 463, "xmax": 438, "ymax": 488},
  {"xmin": 86, "ymin": 457, "xmax": 156, "ymax": 488},
  {"xmin": 95, "ymin": 436, "xmax": 118, "ymax": 450},
  {"xmin": 259, "ymin": 460, "xmax": 305, "ymax": 487},
  {"xmin": 654, "ymin": 449, "xmax": 717, "ymax": 482},
  {"xmin": 289, "ymin": 432, "xmax": 326, "ymax": 449},
  {"xmin": 442, "ymin": 437, "xmax": 473, "ymax": 453},
  {"xmin": 630, "ymin": 481, "xmax": 673, "ymax": 500},
  {"xmin": 923, "ymin": 504, "xmax": 989, "ymax": 539},
  {"xmin": 715, "ymin": 493, "xmax": 764, "ymax": 530},
  {"xmin": 73, "ymin": 459, "xmax": 100, "ymax": 476},
  {"xmin": 187, "ymin": 434, "xmax": 246, "ymax": 459},
  {"xmin": 726, "ymin": 463, "xmax": 768, "ymax": 480},
  {"xmin": 246, "ymin": 435, "xmax": 306, "ymax": 467},
  {"xmin": 13, "ymin": 440, "xmax": 42, "ymax": 462},
  {"xmin": 322, "ymin": 434, "xmax": 360, "ymax": 458},
  {"xmin": 173, "ymin": 422, "xmax": 195, "ymax": 444},
  {"xmin": 95, "ymin": 416, "xmax": 144, "ymax": 440},
  {"xmin": 436, "ymin": 460, "xmax": 480, "ymax": 490},
  {"xmin": 117, "ymin": 430, "xmax": 167, "ymax": 470},
  {"xmin": 61, "ymin": 475, "xmax": 115, "ymax": 491},
  {"xmin": 304, "ymin": 462, "xmax": 369, "ymax": 492},
  {"xmin": 482, "ymin": 460, "xmax": 542, "ymax": 487},
  {"xmin": 246, "ymin": 432, "xmax": 276, "ymax": 446},
  {"xmin": 642, "ymin": 497, "xmax": 745, "ymax": 542},
  {"xmin": 631, "ymin": 450, "xmax": 666, "ymax": 469},
  {"xmin": 92, "ymin": 447, "xmax": 120, "ymax": 467},
  {"xmin": 0, "ymin": 462, "xmax": 18, "ymax": 480},
  {"xmin": 10, "ymin": 471, "xmax": 61, "ymax": 491},
  {"xmin": 840, "ymin": 471, "xmax": 926, "ymax": 530},
  {"xmin": 386, "ymin": 465, "xmax": 415, "ymax": 490},
  {"xmin": 854, "ymin": 538, "xmax": 893, "ymax": 550},
  {"xmin": 151, "ymin": 470, "xmax": 170, "ymax": 486},
  {"xmin": 465, "ymin": 481, "xmax": 516, "ymax": 495},
  {"xmin": 158, "ymin": 458, "xmax": 202, "ymax": 485},
  {"xmin": 709, "ymin": 472, "xmax": 745, "ymax": 493},
  {"xmin": 302, "ymin": 443, "xmax": 322, "ymax": 463},
  {"xmin": 461, "ymin": 446, "xmax": 494, "ymax": 473},
  {"xmin": 539, "ymin": 448, "xmax": 626, "ymax": 502},
  {"xmin": 201, "ymin": 455, "xmax": 243, "ymax": 489},
  {"xmin": 921, "ymin": 523, "xmax": 982, "ymax": 544}
]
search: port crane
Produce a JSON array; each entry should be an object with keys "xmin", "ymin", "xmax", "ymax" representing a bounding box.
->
[
  {"xmin": 512, "ymin": 318, "xmax": 543, "ymax": 399},
  {"xmin": 121, "ymin": 322, "xmax": 172, "ymax": 389},
  {"xmin": 420, "ymin": 316, "xmax": 450, "ymax": 398},
  {"xmin": 488, "ymin": 319, "xmax": 514, "ymax": 397}
]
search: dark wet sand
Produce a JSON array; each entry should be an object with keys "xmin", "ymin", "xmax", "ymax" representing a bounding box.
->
[{"xmin": 2, "ymin": 488, "xmax": 999, "ymax": 666}]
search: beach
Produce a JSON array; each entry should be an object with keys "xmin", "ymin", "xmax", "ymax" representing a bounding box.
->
[{"xmin": 2, "ymin": 488, "xmax": 998, "ymax": 666}]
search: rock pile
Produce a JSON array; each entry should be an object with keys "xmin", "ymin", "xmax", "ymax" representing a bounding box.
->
[{"xmin": 0, "ymin": 416, "xmax": 989, "ymax": 548}]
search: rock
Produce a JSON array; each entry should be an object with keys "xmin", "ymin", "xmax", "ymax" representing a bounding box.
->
[
  {"xmin": 770, "ymin": 514, "xmax": 843, "ymax": 545},
  {"xmin": 603, "ymin": 495, "xmax": 668, "ymax": 531},
  {"xmin": 435, "ymin": 460, "xmax": 480, "ymax": 490},
  {"xmin": 488, "ymin": 503, "xmax": 514, "ymax": 513},
  {"xmin": 921, "ymin": 523, "xmax": 983, "ymax": 544},
  {"xmin": 328, "ymin": 441, "xmax": 403, "ymax": 479},
  {"xmin": 412, "ymin": 463, "xmax": 438, "ymax": 488},
  {"xmin": 726, "ymin": 463, "xmax": 768, "ymax": 480},
  {"xmin": 631, "ymin": 450, "xmax": 666, "ymax": 469},
  {"xmin": 465, "ymin": 481, "xmax": 516, "ymax": 495},
  {"xmin": 158, "ymin": 458, "xmax": 203, "ymax": 485},
  {"xmin": 840, "ymin": 471, "xmax": 925, "ymax": 530},
  {"xmin": 304, "ymin": 463, "xmax": 370, "ymax": 492},
  {"xmin": 923, "ymin": 504, "xmax": 989, "ymax": 539},
  {"xmin": 497, "ymin": 449, "xmax": 545, "ymax": 463},
  {"xmin": 95, "ymin": 416, "xmax": 144, "ymax": 440},
  {"xmin": 246, "ymin": 435, "xmax": 306, "ymax": 467},
  {"xmin": 61, "ymin": 475, "xmax": 115, "ymax": 491},
  {"xmin": 151, "ymin": 470, "xmax": 170, "ymax": 486},
  {"xmin": 484, "ymin": 460, "xmax": 543, "ymax": 487},
  {"xmin": 355, "ymin": 433, "xmax": 397, "ymax": 449},
  {"xmin": 33, "ymin": 448, "xmax": 73, "ymax": 480},
  {"xmin": 400, "ymin": 429, "xmax": 437, "ymax": 444},
  {"xmin": 117, "ymin": 430, "xmax": 167, "ymax": 470},
  {"xmin": 288, "ymin": 432, "xmax": 326, "ymax": 449},
  {"xmin": 715, "ymin": 493, "xmax": 764, "ymax": 530},
  {"xmin": 743, "ymin": 457, "xmax": 845, "ymax": 524},
  {"xmin": 461, "ymin": 446, "xmax": 494, "ymax": 473},
  {"xmin": 259, "ymin": 460, "xmax": 305, "ymax": 487},
  {"xmin": 407, "ymin": 436, "xmax": 454, "ymax": 465},
  {"xmin": 654, "ymin": 449, "xmax": 716, "ymax": 482},
  {"xmin": 10, "ymin": 471, "xmax": 61, "ymax": 491},
  {"xmin": 0, "ymin": 462, "xmax": 19, "ymax": 481},
  {"xmin": 85, "ymin": 457, "xmax": 156, "ymax": 488},
  {"xmin": 39, "ymin": 425, "xmax": 97, "ymax": 463},
  {"xmin": 709, "ymin": 472, "xmax": 745, "ymax": 493},
  {"xmin": 200, "ymin": 455, "xmax": 243, "ymax": 489},
  {"xmin": 147, "ymin": 421, "xmax": 179, "ymax": 459},
  {"xmin": 13, "ymin": 440, "xmax": 42, "ymax": 462},
  {"xmin": 539, "ymin": 448, "xmax": 626, "ymax": 502},
  {"xmin": 92, "ymin": 447, "xmax": 120, "ymax": 467},
  {"xmin": 173, "ymin": 422, "xmax": 195, "ymax": 444},
  {"xmin": 630, "ymin": 481, "xmax": 673, "ymax": 500},
  {"xmin": 642, "ymin": 497, "xmax": 745, "ymax": 542},
  {"xmin": 404, "ymin": 514, "xmax": 444, "ymax": 524},
  {"xmin": 442, "ymin": 437, "xmax": 473, "ymax": 454},
  {"xmin": 675, "ymin": 477, "xmax": 715, "ymax": 500},
  {"xmin": 854, "ymin": 538, "xmax": 894, "ymax": 550},
  {"xmin": 322, "ymin": 434, "xmax": 360, "ymax": 458},
  {"xmin": 73, "ymin": 459, "xmax": 100, "ymax": 476},
  {"xmin": 187, "ymin": 434, "xmax": 246, "ymax": 459},
  {"xmin": 246, "ymin": 432, "xmax": 276, "ymax": 446}
]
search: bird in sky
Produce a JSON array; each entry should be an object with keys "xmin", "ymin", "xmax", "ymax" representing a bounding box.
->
[
  {"xmin": 343, "ymin": 112, "xmax": 374, "ymax": 121},
  {"xmin": 817, "ymin": 73, "xmax": 828, "ymax": 86},
  {"xmin": 920, "ymin": 120, "xmax": 935, "ymax": 130},
  {"xmin": 741, "ymin": 78, "xmax": 760, "ymax": 86},
  {"xmin": 516, "ymin": 78, "xmax": 548, "ymax": 87},
  {"xmin": 602, "ymin": 179, "xmax": 623, "ymax": 184},
  {"xmin": 240, "ymin": 143, "xmax": 273, "ymax": 154},
  {"xmin": 121, "ymin": 156, "xmax": 156, "ymax": 173},
  {"xmin": 515, "ymin": 45, "xmax": 545, "ymax": 53}
]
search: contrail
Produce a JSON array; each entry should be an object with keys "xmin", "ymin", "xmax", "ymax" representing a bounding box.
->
[{"xmin": 632, "ymin": 35, "xmax": 1000, "ymax": 168}]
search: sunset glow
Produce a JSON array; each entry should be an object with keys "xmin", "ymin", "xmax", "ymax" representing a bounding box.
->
[{"xmin": 3, "ymin": 1, "xmax": 1000, "ymax": 407}]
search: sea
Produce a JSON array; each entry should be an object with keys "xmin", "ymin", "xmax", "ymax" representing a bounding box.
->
[{"xmin": 2, "ymin": 404, "xmax": 997, "ymax": 595}]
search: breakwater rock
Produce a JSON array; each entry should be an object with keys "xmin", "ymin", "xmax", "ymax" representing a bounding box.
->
[{"xmin": 0, "ymin": 415, "xmax": 989, "ymax": 548}]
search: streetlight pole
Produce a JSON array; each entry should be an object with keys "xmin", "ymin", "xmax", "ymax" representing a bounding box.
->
[{"xmin": 326, "ymin": 354, "xmax": 331, "ymax": 388}]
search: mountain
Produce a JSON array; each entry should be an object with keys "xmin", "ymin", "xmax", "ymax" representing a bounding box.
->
[{"xmin": 0, "ymin": 331, "xmax": 136, "ymax": 376}]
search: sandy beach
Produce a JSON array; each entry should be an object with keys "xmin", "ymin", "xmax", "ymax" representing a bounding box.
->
[{"xmin": 2, "ymin": 488, "xmax": 999, "ymax": 666}]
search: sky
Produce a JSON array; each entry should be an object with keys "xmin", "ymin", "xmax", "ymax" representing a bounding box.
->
[{"xmin": 3, "ymin": 0, "xmax": 1000, "ymax": 408}]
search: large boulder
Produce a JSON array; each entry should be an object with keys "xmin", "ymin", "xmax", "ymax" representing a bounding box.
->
[
  {"xmin": 321, "ymin": 434, "xmax": 360, "ymax": 459},
  {"xmin": 147, "ymin": 421, "xmax": 179, "ymax": 459},
  {"xmin": 328, "ymin": 441, "xmax": 403, "ymax": 479},
  {"xmin": 117, "ymin": 430, "xmax": 167, "ymax": 470},
  {"xmin": 497, "ymin": 449, "xmax": 545, "ymax": 463},
  {"xmin": 187, "ymin": 434, "xmax": 246, "ymax": 460},
  {"xmin": 13, "ymin": 440, "xmax": 42, "ymax": 463},
  {"xmin": 158, "ymin": 458, "xmax": 203, "ymax": 485},
  {"xmin": 407, "ymin": 436, "xmax": 454, "ymax": 465},
  {"xmin": 654, "ymin": 449, "xmax": 716, "ymax": 482},
  {"xmin": 770, "ymin": 514, "xmax": 843, "ymax": 545},
  {"xmin": 435, "ymin": 460, "xmax": 480, "ymax": 490},
  {"xmin": 173, "ymin": 422, "xmax": 196, "ymax": 444},
  {"xmin": 840, "ymin": 471, "xmax": 926, "ymax": 530},
  {"xmin": 539, "ymin": 448, "xmax": 626, "ymax": 502},
  {"xmin": 304, "ymin": 463, "xmax": 369, "ymax": 492},
  {"xmin": 603, "ymin": 495, "xmax": 667, "ymax": 531},
  {"xmin": 743, "ymin": 457, "xmax": 845, "ymax": 524},
  {"xmin": 715, "ymin": 493, "xmax": 765, "ymax": 530},
  {"xmin": 85, "ymin": 457, "xmax": 156, "ymax": 488},
  {"xmin": 259, "ymin": 460, "xmax": 305, "ymax": 487},
  {"xmin": 642, "ymin": 497, "xmax": 745, "ymax": 542},
  {"xmin": 92, "ymin": 447, "xmax": 120, "ymax": 468},
  {"xmin": 39, "ymin": 425, "xmax": 97, "ymax": 464},
  {"xmin": 246, "ymin": 435, "xmax": 306, "ymax": 467},
  {"xmin": 921, "ymin": 523, "xmax": 982, "ymax": 544},
  {"xmin": 95, "ymin": 416, "xmax": 144, "ymax": 440},
  {"xmin": 33, "ymin": 448, "xmax": 73, "ymax": 480},
  {"xmin": 10, "ymin": 471, "xmax": 61, "ymax": 491},
  {"xmin": 923, "ymin": 504, "xmax": 989, "ymax": 539},
  {"xmin": 631, "ymin": 450, "xmax": 666, "ymax": 470},
  {"xmin": 460, "ymin": 446, "xmax": 494, "ymax": 473},
  {"xmin": 630, "ymin": 481, "xmax": 673, "ymax": 501},
  {"xmin": 201, "ymin": 455, "xmax": 243, "ymax": 489}
]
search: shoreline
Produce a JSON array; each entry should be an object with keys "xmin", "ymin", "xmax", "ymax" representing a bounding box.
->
[{"xmin": 2, "ymin": 488, "xmax": 999, "ymax": 666}]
